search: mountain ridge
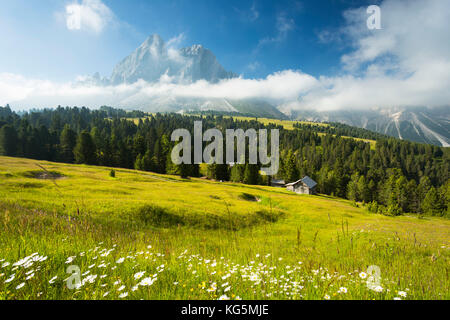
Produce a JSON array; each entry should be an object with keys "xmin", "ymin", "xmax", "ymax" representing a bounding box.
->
[
  {"xmin": 109, "ymin": 34, "xmax": 236, "ymax": 84},
  {"xmin": 84, "ymin": 34, "xmax": 449, "ymax": 146}
]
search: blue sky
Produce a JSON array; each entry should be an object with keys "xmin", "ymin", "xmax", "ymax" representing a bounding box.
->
[
  {"xmin": 0, "ymin": 0, "xmax": 449, "ymax": 112},
  {"xmin": 0, "ymin": 0, "xmax": 379, "ymax": 81}
]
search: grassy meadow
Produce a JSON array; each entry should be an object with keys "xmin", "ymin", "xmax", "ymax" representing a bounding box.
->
[{"xmin": 0, "ymin": 156, "xmax": 448, "ymax": 300}]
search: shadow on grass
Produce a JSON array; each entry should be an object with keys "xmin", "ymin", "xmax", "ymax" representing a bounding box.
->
[{"xmin": 134, "ymin": 204, "xmax": 285, "ymax": 230}]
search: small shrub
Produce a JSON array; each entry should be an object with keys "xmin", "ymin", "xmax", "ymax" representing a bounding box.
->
[{"xmin": 109, "ymin": 170, "xmax": 116, "ymax": 178}]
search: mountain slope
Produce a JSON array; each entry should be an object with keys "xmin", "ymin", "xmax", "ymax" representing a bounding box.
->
[{"xmin": 285, "ymin": 107, "xmax": 450, "ymax": 146}]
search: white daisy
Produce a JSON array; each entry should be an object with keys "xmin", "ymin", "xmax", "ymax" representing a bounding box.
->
[{"xmin": 16, "ymin": 282, "xmax": 25, "ymax": 290}]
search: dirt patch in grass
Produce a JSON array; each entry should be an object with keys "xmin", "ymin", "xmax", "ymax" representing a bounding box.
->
[
  {"xmin": 238, "ymin": 193, "xmax": 259, "ymax": 202},
  {"xmin": 20, "ymin": 170, "xmax": 66, "ymax": 180}
]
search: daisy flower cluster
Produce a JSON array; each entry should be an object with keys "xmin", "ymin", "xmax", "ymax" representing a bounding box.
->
[{"xmin": 0, "ymin": 244, "xmax": 412, "ymax": 300}]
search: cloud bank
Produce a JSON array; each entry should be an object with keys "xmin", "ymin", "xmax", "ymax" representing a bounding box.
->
[
  {"xmin": 65, "ymin": 0, "xmax": 114, "ymax": 33},
  {"xmin": 2, "ymin": 0, "xmax": 450, "ymax": 112}
]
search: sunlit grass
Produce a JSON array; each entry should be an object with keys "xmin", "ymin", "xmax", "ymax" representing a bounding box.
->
[{"xmin": 0, "ymin": 156, "xmax": 448, "ymax": 300}]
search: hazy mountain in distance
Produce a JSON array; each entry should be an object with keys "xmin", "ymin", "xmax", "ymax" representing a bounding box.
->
[
  {"xmin": 110, "ymin": 34, "xmax": 236, "ymax": 84},
  {"xmin": 284, "ymin": 106, "xmax": 449, "ymax": 147}
]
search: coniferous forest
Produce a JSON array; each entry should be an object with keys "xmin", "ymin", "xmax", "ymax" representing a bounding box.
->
[{"xmin": 0, "ymin": 105, "xmax": 448, "ymax": 217}]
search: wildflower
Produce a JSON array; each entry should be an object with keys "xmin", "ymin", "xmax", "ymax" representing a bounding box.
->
[
  {"xmin": 249, "ymin": 273, "xmax": 260, "ymax": 282},
  {"xmin": 117, "ymin": 285, "xmax": 126, "ymax": 292},
  {"xmin": 338, "ymin": 287, "xmax": 347, "ymax": 294},
  {"xmin": 119, "ymin": 292, "xmax": 128, "ymax": 298},
  {"xmin": 324, "ymin": 294, "xmax": 331, "ymax": 300},
  {"xmin": 16, "ymin": 282, "xmax": 25, "ymax": 290},
  {"xmin": 207, "ymin": 285, "xmax": 217, "ymax": 292},
  {"xmin": 132, "ymin": 285, "xmax": 139, "ymax": 292},
  {"xmin": 4, "ymin": 274, "xmax": 15, "ymax": 283},
  {"xmin": 393, "ymin": 297, "xmax": 401, "ymax": 300},
  {"xmin": 47, "ymin": 276, "xmax": 56, "ymax": 284},
  {"xmin": 224, "ymin": 286, "xmax": 231, "ymax": 292},
  {"xmin": 65, "ymin": 256, "xmax": 76, "ymax": 264},
  {"xmin": 359, "ymin": 272, "xmax": 367, "ymax": 279},
  {"xmin": 116, "ymin": 258, "xmax": 125, "ymax": 264},
  {"xmin": 222, "ymin": 273, "xmax": 231, "ymax": 280},
  {"xmin": 134, "ymin": 271, "xmax": 145, "ymax": 280},
  {"xmin": 372, "ymin": 286, "xmax": 383, "ymax": 293},
  {"xmin": 218, "ymin": 294, "xmax": 230, "ymax": 300},
  {"xmin": 398, "ymin": 291, "xmax": 407, "ymax": 298},
  {"xmin": 1, "ymin": 262, "xmax": 10, "ymax": 268},
  {"xmin": 140, "ymin": 277, "xmax": 156, "ymax": 286}
]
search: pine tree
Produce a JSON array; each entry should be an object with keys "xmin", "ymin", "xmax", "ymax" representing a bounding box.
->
[
  {"xmin": 395, "ymin": 176, "xmax": 408, "ymax": 213},
  {"xmin": 74, "ymin": 131, "xmax": 97, "ymax": 165},
  {"xmin": 134, "ymin": 154, "xmax": 145, "ymax": 171},
  {"xmin": 59, "ymin": 125, "xmax": 76, "ymax": 163},
  {"xmin": 357, "ymin": 175, "xmax": 370, "ymax": 203},
  {"xmin": 0, "ymin": 125, "xmax": 18, "ymax": 156},
  {"xmin": 421, "ymin": 187, "xmax": 441, "ymax": 216},
  {"xmin": 417, "ymin": 176, "xmax": 431, "ymax": 213},
  {"xmin": 347, "ymin": 173, "xmax": 360, "ymax": 201},
  {"xmin": 230, "ymin": 164, "xmax": 245, "ymax": 183},
  {"xmin": 406, "ymin": 179, "xmax": 418, "ymax": 213},
  {"xmin": 243, "ymin": 164, "xmax": 259, "ymax": 185},
  {"xmin": 283, "ymin": 150, "xmax": 299, "ymax": 183}
]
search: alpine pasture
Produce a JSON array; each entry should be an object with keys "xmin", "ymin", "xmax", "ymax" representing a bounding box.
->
[{"xmin": 0, "ymin": 156, "xmax": 448, "ymax": 300}]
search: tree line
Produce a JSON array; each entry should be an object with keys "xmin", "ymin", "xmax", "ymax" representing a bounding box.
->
[{"xmin": 0, "ymin": 105, "xmax": 448, "ymax": 217}]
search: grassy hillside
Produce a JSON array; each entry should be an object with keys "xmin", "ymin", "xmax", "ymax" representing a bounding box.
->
[
  {"xmin": 0, "ymin": 156, "xmax": 448, "ymax": 300},
  {"xmin": 224, "ymin": 116, "xmax": 377, "ymax": 148}
]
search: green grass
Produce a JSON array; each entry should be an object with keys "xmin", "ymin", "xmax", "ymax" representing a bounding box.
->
[{"xmin": 0, "ymin": 156, "xmax": 448, "ymax": 300}]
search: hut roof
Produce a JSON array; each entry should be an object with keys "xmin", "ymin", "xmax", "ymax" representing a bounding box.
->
[{"xmin": 285, "ymin": 176, "xmax": 317, "ymax": 189}]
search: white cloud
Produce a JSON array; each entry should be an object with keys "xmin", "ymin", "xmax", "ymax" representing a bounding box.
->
[
  {"xmin": 234, "ymin": 1, "xmax": 259, "ymax": 22},
  {"xmin": 65, "ymin": 0, "xmax": 114, "ymax": 33},
  {"xmin": 247, "ymin": 61, "xmax": 261, "ymax": 72},
  {"xmin": 167, "ymin": 33, "xmax": 186, "ymax": 48},
  {"xmin": 0, "ymin": 70, "xmax": 318, "ymax": 110},
  {"xmin": 257, "ymin": 13, "xmax": 295, "ymax": 49},
  {"xmin": 3, "ymin": 0, "xmax": 450, "ymax": 113},
  {"xmin": 249, "ymin": 2, "xmax": 260, "ymax": 22},
  {"xmin": 300, "ymin": 0, "xmax": 450, "ymax": 110}
]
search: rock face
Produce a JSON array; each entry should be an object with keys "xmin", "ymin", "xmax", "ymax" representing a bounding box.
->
[
  {"xmin": 285, "ymin": 107, "xmax": 450, "ymax": 147},
  {"xmin": 109, "ymin": 34, "xmax": 235, "ymax": 84}
]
